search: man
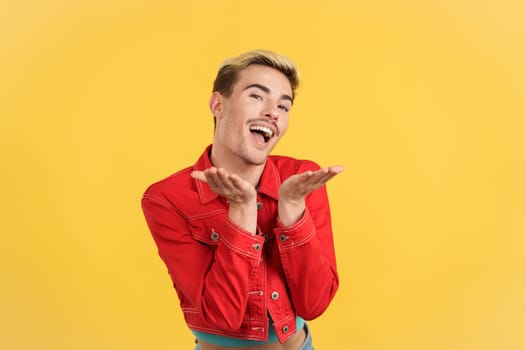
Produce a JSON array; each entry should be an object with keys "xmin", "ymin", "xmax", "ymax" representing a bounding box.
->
[{"xmin": 142, "ymin": 50, "xmax": 343, "ymax": 350}]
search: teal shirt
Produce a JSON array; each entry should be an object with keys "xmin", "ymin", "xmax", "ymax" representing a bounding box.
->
[{"xmin": 192, "ymin": 316, "xmax": 305, "ymax": 347}]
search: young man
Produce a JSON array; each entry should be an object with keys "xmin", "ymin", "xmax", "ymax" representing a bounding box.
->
[{"xmin": 141, "ymin": 50, "xmax": 344, "ymax": 350}]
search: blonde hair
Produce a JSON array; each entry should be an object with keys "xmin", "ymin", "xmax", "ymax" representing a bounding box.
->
[{"xmin": 212, "ymin": 49, "xmax": 300, "ymax": 100}]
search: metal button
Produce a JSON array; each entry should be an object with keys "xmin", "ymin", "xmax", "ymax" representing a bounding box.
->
[
  {"xmin": 279, "ymin": 234, "xmax": 288, "ymax": 242},
  {"xmin": 211, "ymin": 230, "xmax": 219, "ymax": 241},
  {"xmin": 282, "ymin": 325, "xmax": 289, "ymax": 333},
  {"xmin": 253, "ymin": 243, "xmax": 261, "ymax": 251},
  {"xmin": 271, "ymin": 291, "xmax": 279, "ymax": 300},
  {"xmin": 256, "ymin": 202, "xmax": 263, "ymax": 210}
]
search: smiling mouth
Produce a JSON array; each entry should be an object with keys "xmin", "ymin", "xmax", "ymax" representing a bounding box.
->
[{"xmin": 249, "ymin": 125, "xmax": 274, "ymax": 143}]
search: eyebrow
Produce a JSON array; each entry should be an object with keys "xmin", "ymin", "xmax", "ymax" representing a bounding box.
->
[{"xmin": 243, "ymin": 83, "xmax": 294, "ymax": 104}]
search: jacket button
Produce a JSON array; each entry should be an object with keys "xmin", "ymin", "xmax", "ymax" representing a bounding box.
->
[
  {"xmin": 271, "ymin": 291, "xmax": 279, "ymax": 300},
  {"xmin": 256, "ymin": 202, "xmax": 263, "ymax": 210},
  {"xmin": 279, "ymin": 234, "xmax": 288, "ymax": 242},
  {"xmin": 253, "ymin": 243, "xmax": 261, "ymax": 251},
  {"xmin": 282, "ymin": 325, "xmax": 289, "ymax": 333},
  {"xmin": 211, "ymin": 231, "xmax": 219, "ymax": 241}
]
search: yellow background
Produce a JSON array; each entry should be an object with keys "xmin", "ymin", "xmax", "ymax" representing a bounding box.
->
[{"xmin": 1, "ymin": 1, "xmax": 524, "ymax": 349}]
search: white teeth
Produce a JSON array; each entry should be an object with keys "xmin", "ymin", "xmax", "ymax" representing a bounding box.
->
[{"xmin": 249, "ymin": 125, "xmax": 273, "ymax": 138}]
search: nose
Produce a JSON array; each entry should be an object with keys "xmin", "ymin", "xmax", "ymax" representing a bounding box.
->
[{"xmin": 263, "ymin": 104, "xmax": 279, "ymax": 121}]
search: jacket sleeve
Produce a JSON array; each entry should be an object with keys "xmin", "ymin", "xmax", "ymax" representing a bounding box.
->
[
  {"xmin": 141, "ymin": 191, "xmax": 264, "ymax": 331},
  {"xmin": 273, "ymin": 162, "xmax": 339, "ymax": 320}
]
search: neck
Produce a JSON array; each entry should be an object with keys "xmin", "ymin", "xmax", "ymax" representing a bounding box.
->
[{"xmin": 209, "ymin": 146, "xmax": 265, "ymax": 188}]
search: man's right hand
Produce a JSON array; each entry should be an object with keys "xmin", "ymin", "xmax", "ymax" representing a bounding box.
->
[{"xmin": 191, "ymin": 167, "xmax": 257, "ymax": 234}]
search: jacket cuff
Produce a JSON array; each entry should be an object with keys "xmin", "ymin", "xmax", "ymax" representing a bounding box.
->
[
  {"xmin": 274, "ymin": 208, "xmax": 316, "ymax": 249},
  {"xmin": 219, "ymin": 218, "xmax": 265, "ymax": 259}
]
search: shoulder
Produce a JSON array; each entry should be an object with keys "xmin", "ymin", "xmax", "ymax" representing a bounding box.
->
[{"xmin": 142, "ymin": 165, "xmax": 195, "ymax": 205}]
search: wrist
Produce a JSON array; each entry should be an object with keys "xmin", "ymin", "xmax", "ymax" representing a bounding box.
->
[
  {"xmin": 278, "ymin": 198, "xmax": 305, "ymax": 227},
  {"xmin": 228, "ymin": 199, "xmax": 257, "ymax": 234}
]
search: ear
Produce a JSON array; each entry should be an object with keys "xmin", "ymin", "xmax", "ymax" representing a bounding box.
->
[{"xmin": 209, "ymin": 92, "xmax": 224, "ymax": 119}]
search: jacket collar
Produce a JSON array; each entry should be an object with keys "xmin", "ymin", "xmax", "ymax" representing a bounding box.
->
[{"xmin": 193, "ymin": 145, "xmax": 280, "ymax": 204}]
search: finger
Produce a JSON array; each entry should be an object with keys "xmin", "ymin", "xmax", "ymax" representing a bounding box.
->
[
  {"xmin": 215, "ymin": 168, "xmax": 236, "ymax": 192},
  {"xmin": 190, "ymin": 171, "xmax": 207, "ymax": 183},
  {"xmin": 312, "ymin": 173, "xmax": 333, "ymax": 187},
  {"xmin": 316, "ymin": 171, "xmax": 342, "ymax": 186},
  {"xmin": 317, "ymin": 172, "xmax": 338, "ymax": 185},
  {"xmin": 320, "ymin": 165, "xmax": 345, "ymax": 184},
  {"xmin": 328, "ymin": 165, "xmax": 345, "ymax": 174},
  {"xmin": 229, "ymin": 174, "xmax": 254, "ymax": 193},
  {"xmin": 301, "ymin": 167, "xmax": 341, "ymax": 191},
  {"xmin": 287, "ymin": 170, "xmax": 317, "ymax": 193},
  {"xmin": 203, "ymin": 168, "xmax": 222, "ymax": 190},
  {"xmin": 311, "ymin": 165, "xmax": 344, "ymax": 184},
  {"xmin": 304, "ymin": 168, "xmax": 331, "ymax": 186},
  {"xmin": 293, "ymin": 170, "xmax": 314, "ymax": 183}
]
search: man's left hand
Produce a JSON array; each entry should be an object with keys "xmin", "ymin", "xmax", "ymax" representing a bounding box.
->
[{"xmin": 278, "ymin": 165, "xmax": 344, "ymax": 227}]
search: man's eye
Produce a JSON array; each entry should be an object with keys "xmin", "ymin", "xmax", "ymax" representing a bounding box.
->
[
  {"xmin": 250, "ymin": 94, "xmax": 262, "ymax": 100},
  {"xmin": 278, "ymin": 105, "xmax": 290, "ymax": 112}
]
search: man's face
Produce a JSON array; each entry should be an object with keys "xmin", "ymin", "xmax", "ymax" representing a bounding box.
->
[{"xmin": 210, "ymin": 64, "xmax": 293, "ymax": 166}]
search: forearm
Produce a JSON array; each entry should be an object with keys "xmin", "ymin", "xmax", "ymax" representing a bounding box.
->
[
  {"xmin": 197, "ymin": 218, "xmax": 263, "ymax": 329},
  {"xmin": 275, "ymin": 190, "xmax": 339, "ymax": 320},
  {"xmin": 142, "ymin": 195, "xmax": 263, "ymax": 331}
]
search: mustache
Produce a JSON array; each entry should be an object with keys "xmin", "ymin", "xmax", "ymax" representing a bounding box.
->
[{"xmin": 246, "ymin": 118, "xmax": 280, "ymax": 137}]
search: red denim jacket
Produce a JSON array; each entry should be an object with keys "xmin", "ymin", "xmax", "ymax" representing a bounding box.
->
[{"xmin": 141, "ymin": 146, "xmax": 339, "ymax": 343}]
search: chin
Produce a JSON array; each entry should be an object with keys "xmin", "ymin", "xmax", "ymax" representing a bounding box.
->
[
  {"xmin": 241, "ymin": 150, "xmax": 268, "ymax": 166},
  {"xmin": 245, "ymin": 155, "xmax": 267, "ymax": 166},
  {"xmin": 238, "ymin": 142, "xmax": 274, "ymax": 166}
]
